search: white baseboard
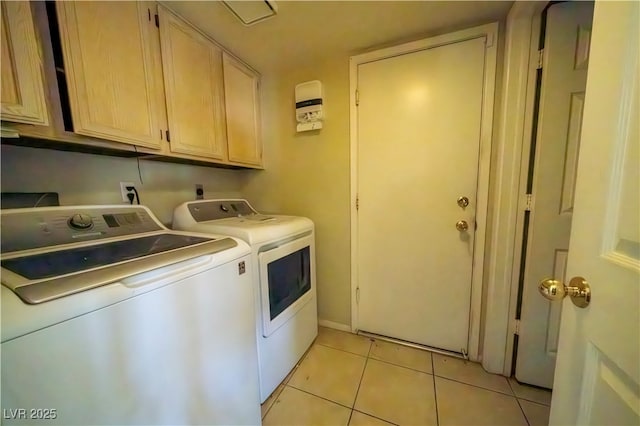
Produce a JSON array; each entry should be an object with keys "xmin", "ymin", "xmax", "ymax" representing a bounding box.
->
[{"xmin": 318, "ymin": 319, "xmax": 351, "ymax": 332}]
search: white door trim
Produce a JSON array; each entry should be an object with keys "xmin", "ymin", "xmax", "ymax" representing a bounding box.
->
[
  {"xmin": 481, "ymin": 2, "xmax": 549, "ymax": 376},
  {"xmin": 349, "ymin": 22, "xmax": 499, "ymax": 362}
]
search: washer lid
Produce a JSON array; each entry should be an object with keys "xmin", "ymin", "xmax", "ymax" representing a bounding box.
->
[{"xmin": 1, "ymin": 233, "xmax": 237, "ymax": 305}]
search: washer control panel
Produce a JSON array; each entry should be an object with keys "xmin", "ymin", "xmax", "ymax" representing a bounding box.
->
[{"xmin": 1, "ymin": 206, "xmax": 163, "ymax": 253}]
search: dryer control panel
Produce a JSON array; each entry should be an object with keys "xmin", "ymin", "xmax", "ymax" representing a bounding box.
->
[{"xmin": 187, "ymin": 199, "xmax": 257, "ymax": 222}]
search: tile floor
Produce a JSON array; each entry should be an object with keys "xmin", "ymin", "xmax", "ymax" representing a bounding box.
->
[{"xmin": 261, "ymin": 327, "xmax": 552, "ymax": 426}]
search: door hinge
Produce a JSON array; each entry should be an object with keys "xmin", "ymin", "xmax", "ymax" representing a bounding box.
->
[
  {"xmin": 524, "ymin": 193, "xmax": 533, "ymax": 211},
  {"xmin": 537, "ymin": 49, "xmax": 544, "ymax": 69},
  {"xmin": 165, "ymin": 130, "xmax": 171, "ymax": 142},
  {"xmin": 356, "ymin": 287, "xmax": 360, "ymax": 304},
  {"xmin": 356, "ymin": 196, "xmax": 359, "ymax": 210},
  {"xmin": 148, "ymin": 8, "xmax": 151, "ymax": 21},
  {"xmin": 155, "ymin": 14, "xmax": 160, "ymax": 28},
  {"xmin": 514, "ymin": 319, "xmax": 521, "ymax": 335},
  {"xmin": 355, "ymin": 89, "xmax": 359, "ymax": 106}
]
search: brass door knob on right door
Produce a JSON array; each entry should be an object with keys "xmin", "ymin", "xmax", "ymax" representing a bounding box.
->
[
  {"xmin": 457, "ymin": 196, "xmax": 470, "ymax": 208},
  {"xmin": 455, "ymin": 220, "xmax": 469, "ymax": 232},
  {"xmin": 539, "ymin": 276, "xmax": 591, "ymax": 308}
]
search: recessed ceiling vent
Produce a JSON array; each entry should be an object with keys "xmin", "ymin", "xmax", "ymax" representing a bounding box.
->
[{"xmin": 222, "ymin": 1, "xmax": 278, "ymax": 26}]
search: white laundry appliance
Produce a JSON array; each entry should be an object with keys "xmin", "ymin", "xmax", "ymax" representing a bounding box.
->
[
  {"xmin": 1, "ymin": 205, "xmax": 260, "ymax": 425},
  {"xmin": 173, "ymin": 199, "xmax": 318, "ymax": 402}
]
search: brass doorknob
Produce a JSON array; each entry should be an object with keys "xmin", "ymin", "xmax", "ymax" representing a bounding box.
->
[
  {"xmin": 455, "ymin": 220, "xmax": 469, "ymax": 232},
  {"xmin": 539, "ymin": 276, "xmax": 591, "ymax": 308},
  {"xmin": 457, "ymin": 196, "xmax": 470, "ymax": 208}
]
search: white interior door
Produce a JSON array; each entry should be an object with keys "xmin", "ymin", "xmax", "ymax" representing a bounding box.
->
[
  {"xmin": 356, "ymin": 37, "xmax": 486, "ymax": 353},
  {"xmin": 549, "ymin": 2, "xmax": 639, "ymax": 425},
  {"xmin": 516, "ymin": 1, "xmax": 594, "ymax": 389}
]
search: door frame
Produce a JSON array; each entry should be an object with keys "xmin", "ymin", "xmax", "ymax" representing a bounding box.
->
[
  {"xmin": 481, "ymin": 2, "xmax": 550, "ymax": 376},
  {"xmin": 349, "ymin": 22, "xmax": 499, "ymax": 361}
]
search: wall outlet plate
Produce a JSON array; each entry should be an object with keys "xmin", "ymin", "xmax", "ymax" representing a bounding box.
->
[
  {"xmin": 120, "ymin": 182, "xmax": 135, "ymax": 202},
  {"xmin": 195, "ymin": 184, "xmax": 204, "ymax": 200}
]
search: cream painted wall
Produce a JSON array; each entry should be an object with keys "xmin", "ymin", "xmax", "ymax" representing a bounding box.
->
[
  {"xmin": 0, "ymin": 145, "xmax": 247, "ymax": 225},
  {"xmin": 244, "ymin": 56, "xmax": 352, "ymax": 326}
]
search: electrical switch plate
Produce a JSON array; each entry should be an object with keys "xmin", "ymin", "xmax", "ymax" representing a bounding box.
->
[{"xmin": 120, "ymin": 182, "xmax": 135, "ymax": 202}]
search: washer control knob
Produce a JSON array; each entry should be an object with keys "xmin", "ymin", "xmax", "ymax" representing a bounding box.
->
[{"xmin": 68, "ymin": 213, "xmax": 93, "ymax": 230}]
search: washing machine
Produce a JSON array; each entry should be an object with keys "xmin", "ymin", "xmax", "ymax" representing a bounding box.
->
[
  {"xmin": 173, "ymin": 199, "xmax": 318, "ymax": 402},
  {"xmin": 1, "ymin": 204, "xmax": 260, "ymax": 425}
]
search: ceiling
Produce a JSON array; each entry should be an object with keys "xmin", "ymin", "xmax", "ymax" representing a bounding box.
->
[{"xmin": 163, "ymin": 1, "xmax": 513, "ymax": 74}]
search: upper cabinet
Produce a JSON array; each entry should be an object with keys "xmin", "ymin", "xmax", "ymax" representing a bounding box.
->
[
  {"xmin": 157, "ymin": 5, "xmax": 226, "ymax": 160},
  {"xmin": 55, "ymin": 2, "xmax": 165, "ymax": 149},
  {"xmin": 223, "ymin": 52, "xmax": 262, "ymax": 167},
  {"xmin": 1, "ymin": 2, "xmax": 49, "ymax": 126}
]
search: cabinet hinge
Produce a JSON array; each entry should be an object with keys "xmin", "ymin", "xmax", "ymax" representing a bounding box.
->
[
  {"xmin": 355, "ymin": 89, "xmax": 359, "ymax": 106},
  {"xmin": 524, "ymin": 193, "xmax": 533, "ymax": 211},
  {"xmin": 155, "ymin": 14, "xmax": 160, "ymax": 28},
  {"xmin": 537, "ymin": 49, "xmax": 544, "ymax": 69},
  {"xmin": 356, "ymin": 287, "xmax": 360, "ymax": 304},
  {"xmin": 514, "ymin": 319, "xmax": 521, "ymax": 335},
  {"xmin": 485, "ymin": 32, "xmax": 494, "ymax": 48},
  {"xmin": 165, "ymin": 130, "xmax": 171, "ymax": 142}
]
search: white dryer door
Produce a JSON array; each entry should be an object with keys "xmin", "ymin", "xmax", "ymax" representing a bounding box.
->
[{"xmin": 259, "ymin": 234, "xmax": 315, "ymax": 337}]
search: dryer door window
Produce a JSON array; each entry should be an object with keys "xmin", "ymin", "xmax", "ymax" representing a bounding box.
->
[
  {"xmin": 259, "ymin": 234, "xmax": 315, "ymax": 337},
  {"xmin": 267, "ymin": 246, "xmax": 310, "ymax": 320}
]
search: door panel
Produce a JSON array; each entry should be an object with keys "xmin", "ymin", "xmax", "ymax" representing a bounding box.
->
[
  {"xmin": 516, "ymin": 1, "xmax": 593, "ymax": 388},
  {"xmin": 0, "ymin": 2, "xmax": 49, "ymax": 125},
  {"xmin": 550, "ymin": 1, "xmax": 639, "ymax": 424},
  {"xmin": 158, "ymin": 5, "xmax": 226, "ymax": 160},
  {"xmin": 57, "ymin": 2, "xmax": 163, "ymax": 148},
  {"xmin": 223, "ymin": 52, "xmax": 262, "ymax": 166},
  {"xmin": 357, "ymin": 37, "xmax": 486, "ymax": 352}
]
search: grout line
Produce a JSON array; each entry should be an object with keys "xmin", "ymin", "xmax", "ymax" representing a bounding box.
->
[
  {"xmin": 432, "ymin": 354, "xmax": 440, "ymax": 426},
  {"xmin": 351, "ymin": 347, "xmax": 371, "ymax": 409},
  {"xmin": 351, "ymin": 409, "xmax": 400, "ymax": 426},
  {"xmin": 347, "ymin": 409, "xmax": 354, "ymax": 425},
  {"xmin": 315, "ymin": 341, "xmax": 369, "ymax": 358},
  {"xmin": 367, "ymin": 357, "xmax": 433, "ymax": 375},
  {"xmin": 514, "ymin": 395, "xmax": 532, "ymax": 426},
  {"xmin": 435, "ymin": 375, "xmax": 516, "ymax": 398},
  {"xmin": 285, "ymin": 384, "xmax": 357, "ymax": 411},
  {"xmin": 261, "ymin": 383, "xmax": 285, "ymax": 420},
  {"xmin": 507, "ymin": 376, "xmax": 553, "ymax": 406}
]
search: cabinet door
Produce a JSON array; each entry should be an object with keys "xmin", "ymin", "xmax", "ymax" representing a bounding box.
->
[
  {"xmin": 158, "ymin": 5, "xmax": 226, "ymax": 160},
  {"xmin": 1, "ymin": 2, "xmax": 48, "ymax": 126},
  {"xmin": 222, "ymin": 53, "xmax": 262, "ymax": 167},
  {"xmin": 56, "ymin": 2, "xmax": 163, "ymax": 148}
]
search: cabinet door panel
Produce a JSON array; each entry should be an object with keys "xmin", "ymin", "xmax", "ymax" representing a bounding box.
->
[
  {"xmin": 158, "ymin": 6, "xmax": 226, "ymax": 160},
  {"xmin": 57, "ymin": 2, "xmax": 162, "ymax": 148},
  {"xmin": 223, "ymin": 53, "xmax": 262, "ymax": 167},
  {"xmin": 1, "ymin": 2, "xmax": 48, "ymax": 125}
]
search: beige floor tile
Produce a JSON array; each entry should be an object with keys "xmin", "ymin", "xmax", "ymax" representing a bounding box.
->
[
  {"xmin": 509, "ymin": 378, "xmax": 552, "ymax": 405},
  {"xmin": 289, "ymin": 344, "xmax": 367, "ymax": 407},
  {"xmin": 316, "ymin": 327, "xmax": 372, "ymax": 356},
  {"xmin": 261, "ymin": 382, "xmax": 285, "ymax": 419},
  {"xmin": 349, "ymin": 410, "xmax": 395, "ymax": 426},
  {"xmin": 432, "ymin": 353, "xmax": 512, "ymax": 394},
  {"xmin": 519, "ymin": 399, "xmax": 551, "ymax": 426},
  {"xmin": 263, "ymin": 386, "xmax": 351, "ymax": 426},
  {"xmin": 436, "ymin": 377, "xmax": 527, "ymax": 426},
  {"xmin": 369, "ymin": 340, "xmax": 432, "ymax": 373},
  {"xmin": 355, "ymin": 359, "xmax": 437, "ymax": 425}
]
